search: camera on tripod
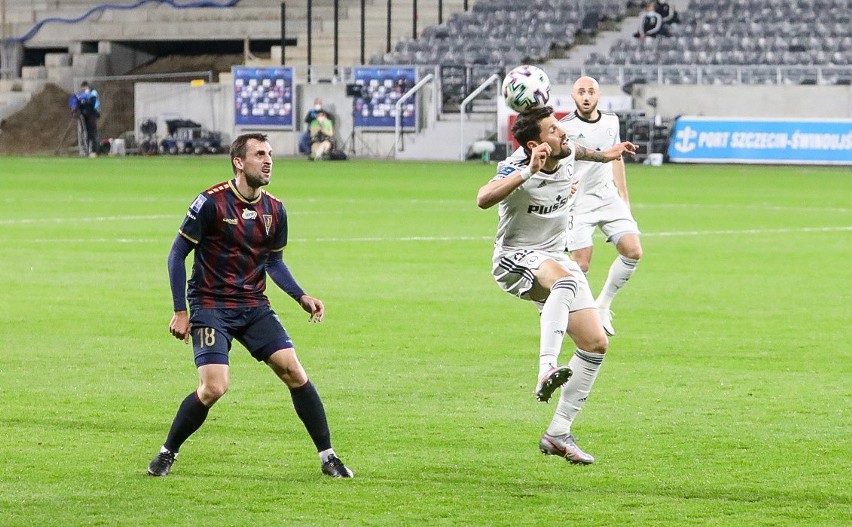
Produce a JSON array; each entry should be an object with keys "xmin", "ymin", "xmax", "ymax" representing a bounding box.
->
[{"xmin": 345, "ymin": 83, "xmax": 366, "ymax": 98}]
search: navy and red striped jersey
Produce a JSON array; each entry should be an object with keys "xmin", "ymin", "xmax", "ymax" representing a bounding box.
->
[{"xmin": 179, "ymin": 179, "xmax": 288, "ymax": 309}]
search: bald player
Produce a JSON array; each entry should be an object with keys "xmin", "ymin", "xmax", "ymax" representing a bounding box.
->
[{"xmin": 560, "ymin": 76, "xmax": 644, "ymax": 337}]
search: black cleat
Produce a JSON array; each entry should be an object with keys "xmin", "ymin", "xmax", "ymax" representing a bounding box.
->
[
  {"xmin": 534, "ymin": 366, "xmax": 573, "ymax": 403},
  {"xmin": 321, "ymin": 454, "xmax": 354, "ymax": 478},
  {"xmin": 147, "ymin": 450, "xmax": 176, "ymax": 477}
]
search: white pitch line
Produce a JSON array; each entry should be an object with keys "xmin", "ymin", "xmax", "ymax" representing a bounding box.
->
[
  {"xmin": 0, "ymin": 210, "xmax": 367, "ymax": 226},
  {"xmin": 11, "ymin": 225, "xmax": 850, "ymax": 244},
  {"xmin": 633, "ymin": 203, "xmax": 850, "ymax": 214},
  {"xmin": 643, "ymin": 226, "xmax": 852, "ymax": 237},
  {"xmin": 3, "ymin": 201, "xmax": 849, "ymax": 227},
  {"xmin": 0, "ymin": 214, "xmax": 174, "ymax": 225},
  {"xmin": 293, "ymin": 225, "xmax": 852, "ymax": 242}
]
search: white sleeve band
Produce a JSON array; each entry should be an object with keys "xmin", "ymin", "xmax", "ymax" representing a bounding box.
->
[{"xmin": 518, "ymin": 167, "xmax": 532, "ymax": 181}]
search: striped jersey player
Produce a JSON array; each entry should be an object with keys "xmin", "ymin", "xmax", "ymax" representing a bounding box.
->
[
  {"xmin": 561, "ymin": 76, "xmax": 644, "ymax": 337},
  {"xmin": 147, "ymin": 133, "xmax": 353, "ymax": 479},
  {"xmin": 180, "ymin": 179, "xmax": 289, "ymax": 310},
  {"xmin": 477, "ymin": 105, "xmax": 637, "ymax": 465}
]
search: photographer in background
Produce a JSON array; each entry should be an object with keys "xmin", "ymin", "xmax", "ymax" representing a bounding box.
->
[
  {"xmin": 309, "ymin": 110, "xmax": 334, "ymax": 161},
  {"xmin": 300, "ymin": 98, "xmax": 333, "ymax": 155},
  {"xmin": 75, "ymin": 81, "xmax": 101, "ymax": 157}
]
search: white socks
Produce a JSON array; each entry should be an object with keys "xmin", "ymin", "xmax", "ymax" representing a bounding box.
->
[
  {"xmin": 597, "ymin": 255, "xmax": 639, "ymax": 310},
  {"xmin": 538, "ymin": 277, "xmax": 578, "ymax": 377},
  {"xmin": 319, "ymin": 448, "xmax": 336, "ymax": 463},
  {"xmin": 546, "ymin": 349, "xmax": 605, "ymax": 436}
]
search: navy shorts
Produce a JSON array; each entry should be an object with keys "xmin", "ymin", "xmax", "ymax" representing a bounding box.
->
[{"xmin": 189, "ymin": 305, "xmax": 294, "ymax": 367}]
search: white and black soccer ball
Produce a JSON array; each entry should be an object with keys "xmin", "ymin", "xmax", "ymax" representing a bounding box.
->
[{"xmin": 501, "ymin": 65, "xmax": 551, "ymax": 113}]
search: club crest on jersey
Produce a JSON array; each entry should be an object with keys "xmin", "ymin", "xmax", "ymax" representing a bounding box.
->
[
  {"xmin": 190, "ymin": 194, "xmax": 207, "ymax": 213},
  {"xmin": 263, "ymin": 215, "xmax": 272, "ymax": 235},
  {"xmin": 242, "ymin": 209, "xmax": 258, "ymax": 220}
]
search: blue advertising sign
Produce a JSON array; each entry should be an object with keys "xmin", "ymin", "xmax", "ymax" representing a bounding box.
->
[
  {"xmin": 668, "ymin": 117, "xmax": 852, "ymax": 165},
  {"xmin": 233, "ymin": 66, "xmax": 294, "ymax": 128},
  {"xmin": 352, "ymin": 66, "xmax": 417, "ymax": 129}
]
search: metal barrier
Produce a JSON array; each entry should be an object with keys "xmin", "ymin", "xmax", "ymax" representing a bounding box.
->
[
  {"xmin": 394, "ymin": 73, "xmax": 435, "ymax": 155},
  {"xmin": 459, "ymin": 73, "xmax": 499, "ymax": 161}
]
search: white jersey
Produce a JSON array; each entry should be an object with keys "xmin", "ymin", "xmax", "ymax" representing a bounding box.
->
[
  {"xmin": 559, "ymin": 111, "xmax": 622, "ymax": 212},
  {"xmin": 491, "ymin": 142, "xmax": 578, "ymax": 253}
]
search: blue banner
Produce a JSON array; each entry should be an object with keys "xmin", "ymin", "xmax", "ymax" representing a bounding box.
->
[
  {"xmin": 233, "ymin": 66, "xmax": 294, "ymax": 128},
  {"xmin": 352, "ymin": 66, "xmax": 417, "ymax": 129},
  {"xmin": 668, "ymin": 117, "xmax": 852, "ymax": 165}
]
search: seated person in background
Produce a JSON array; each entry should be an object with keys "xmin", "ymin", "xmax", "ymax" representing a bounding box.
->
[
  {"xmin": 634, "ymin": 1, "xmax": 666, "ymax": 39},
  {"xmin": 655, "ymin": 0, "xmax": 680, "ymax": 28},
  {"xmin": 300, "ymin": 98, "xmax": 332, "ymax": 154},
  {"xmin": 304, "ymin": 98, "xmax": 325, "ymax": 125},
  {"xmin": 309, "ymin": 110, "xmax": 334, "ymax": 160}
]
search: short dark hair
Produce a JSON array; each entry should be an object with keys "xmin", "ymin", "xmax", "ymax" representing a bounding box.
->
[
  {"xmin": 80, "ymin": 81, "xmax": 89, "ymax": 88},
  {"xmin": 511, "ymin": 106, "xmax": 554, "ymax": 152},
  {"xmin": 230, "ymin": 133, "xmax": 269, "ymax": 174}
]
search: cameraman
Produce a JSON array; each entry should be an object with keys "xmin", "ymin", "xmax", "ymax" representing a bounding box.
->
[
  {"xmin": 309, "ymin": 110, "xmax": 334, "ymax": 160},
  {"xmin": 300, "ymin": 98, "xmax": 332, "ymax": 154},
  {"xmin": 75, "ymin": 81, "xmax": 101, "ymax": 157}
]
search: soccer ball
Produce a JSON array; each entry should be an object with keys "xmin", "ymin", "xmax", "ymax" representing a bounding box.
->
[{"xmin": 501, "ymin": 65, "xmax": 551, "ymax": 113}]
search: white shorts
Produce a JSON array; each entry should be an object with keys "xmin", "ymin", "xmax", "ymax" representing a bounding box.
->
[
  {"xmin": 492, "ymin": 249, "xmax": 596, "ymax": 311},
  {"xmin": 567, "ymin": 196, "xmax": 640, "ymax": 251}
]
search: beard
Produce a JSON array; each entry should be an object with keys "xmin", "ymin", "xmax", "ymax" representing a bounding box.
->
[
  {"xmin": 244, "ymin": 169, "xmax": 270, "ymax": 188},
  {"xmin": 550, "ymin": 144, "xmax": 572, "ymax": 160}
]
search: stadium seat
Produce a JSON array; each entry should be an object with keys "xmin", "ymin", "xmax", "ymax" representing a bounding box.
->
[{"xmin": 583, "ymin": 0, "xmax": 850, "ymax": 84}]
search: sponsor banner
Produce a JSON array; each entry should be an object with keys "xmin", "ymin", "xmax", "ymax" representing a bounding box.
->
[
  {"xmin": 668, "ymin": 117, "xmax": 852, "ymax": 165},
  {"xmin": 351, "ymin": 66, "xmax": 417, "ymax": 129},
  {"xmin": 233, "ymin": 66, "xmax": 294, "ymax": 128}
]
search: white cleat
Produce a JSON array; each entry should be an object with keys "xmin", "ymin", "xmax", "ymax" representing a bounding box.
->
[
  {"xmin": 540, "ymin": 433, "xmax": 595, "ymax": 464},
  {"xmin": 598, "ymin": 308, "xmax": 615, "ymax": 336}
]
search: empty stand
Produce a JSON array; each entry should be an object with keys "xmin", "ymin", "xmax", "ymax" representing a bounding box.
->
[{"xmin": 579, "ymin": 0, "xmax": 852, "ymax": 85}]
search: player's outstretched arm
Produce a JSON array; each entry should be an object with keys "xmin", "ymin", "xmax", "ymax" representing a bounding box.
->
[
  {"xmin": 476, "ymin": 143, "xmax": 549, "ymax": 209},
  {"xmin": 575, "ymin": 141, "xmax": 638, "ymax": 163}
]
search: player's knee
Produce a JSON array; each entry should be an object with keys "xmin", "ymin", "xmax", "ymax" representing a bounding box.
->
[
  {"xmin": 268, "ymin": 354, "xmax": 309, "ymax": 387},
  {"xmin": 198, "ymin": 382, "xmax": 228, "ymax": 403},
  {"xmin": 280, "ymin": 365, "xmax": 309, "ymax": 388},
  {"xmin": 586, "ymin": 335, "xmax": 609, "ymax": 355},
  {"xmin": 623, "ymin": 245, "xmax": 643, "ymax": 261},
  {"xmin": 573, "ymin": 330, "xmax": 608, "ymax": 355}
]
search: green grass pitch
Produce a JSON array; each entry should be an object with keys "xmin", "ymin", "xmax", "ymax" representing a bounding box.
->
[{"xmin": 0, "ymin": 155, "xmax": 849, "ymax": 526}]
